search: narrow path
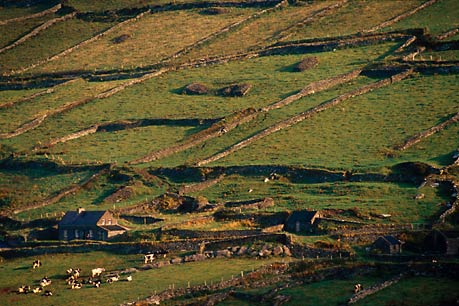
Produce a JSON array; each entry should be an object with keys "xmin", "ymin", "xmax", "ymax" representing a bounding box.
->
[
  {"xmin": 0, "ymin": 3, "xmax": 62, "ymax": 26},
  {"xmin": 196, "ymin": 69, "xmax": 413, "ymax": 166},
  {"xmin": 0, "ymin": 12, "xmax": 77, "ymax": 54}
]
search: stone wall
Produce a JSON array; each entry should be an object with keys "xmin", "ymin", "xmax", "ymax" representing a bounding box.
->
[
  {"xmin": 197, "ymin": 69, "xmax": 413, "ymax": 166},
  {"xmin": 0, "ymin": 12, "xmax": 77, "ymax": 54},
  {"xmin": 0, "ymin": 3, "xmax": 62, "ymax": 26}
]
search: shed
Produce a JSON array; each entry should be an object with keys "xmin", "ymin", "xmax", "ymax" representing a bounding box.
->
[
  {"xmin": 58, "ymin": 208, "xmax": 128, "ymax": 241},
  {"xmin": 372, "ymin": 236, "xmax": 403, "ymax": 254},
  {"xmin": 284, "ymin": 210, "xmax": 321, "ymax": 233},
  {"xmin": 424, "ymin": 230, "xmax": 459, "ymax": 255}
]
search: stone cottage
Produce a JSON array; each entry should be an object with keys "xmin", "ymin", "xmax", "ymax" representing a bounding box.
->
[
  {"xmin": 284, "ymin": 210, "xmax": 321, "ymax": 233},
  {"xmin": 58, "ymin": 208, "xmax": 128, "ymax": 241},
  {"xmin": 372, "ymin": 236, "xmax": 404, "ymax": 254},
  {"xmin": 424, "ymin": 230, "xmax": 459, "ymax": 255}
]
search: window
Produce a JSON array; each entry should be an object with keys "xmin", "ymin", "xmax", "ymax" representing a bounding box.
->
[
  {"xmin": 63, "ymin": 230, "xmax": 68, "ymax": 239},
  {"xmin": 88, "ymin": 230, "xmax": 93, "ymax": 239},
  {"xmin": 101, "ymin": 219, "xmax": 105, "ymax": 225},
  {"xmin": 108, "ymin": 219, "xmax": 112, "ymax": 225},
  {"xmin": 74, "ymin": 229, "xmax": 79, "ymax": 239}
]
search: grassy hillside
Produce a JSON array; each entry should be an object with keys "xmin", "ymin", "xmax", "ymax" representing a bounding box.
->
[{"xmin": 0, "ymin": 0, "xmax": 458, "ymax": 305}]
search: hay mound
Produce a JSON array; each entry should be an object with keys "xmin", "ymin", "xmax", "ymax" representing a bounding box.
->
[
  {"xmin": 295, "ymin": 57, "xmax": 319, "ymax": 71},
  {"xmin": 218, "ymin": 83, "xmax": 252, "ymax": 97},
  {"xmin": 183, "ymin": 82, "xmax": 209, "ymax": 95}
]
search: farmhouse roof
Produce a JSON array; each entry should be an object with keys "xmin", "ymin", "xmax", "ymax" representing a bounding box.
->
[
  {"xmin": 380, "ymin": 235, "xmax": 403, "ymax": 245},
  {"xmin": 59, "ymin": 210, "xmax": 107, "ymax": 226},
  {"xmin": 286, "ymin": 210, "xmax": 319, "ymax": 223}
]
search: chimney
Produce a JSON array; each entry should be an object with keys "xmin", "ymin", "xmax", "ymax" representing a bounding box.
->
[{"xmin": 77, "ymin": 207, "xmax": 85, "ymax": 214}]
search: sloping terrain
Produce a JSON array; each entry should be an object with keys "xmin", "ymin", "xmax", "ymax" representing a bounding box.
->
[{"xmin": 0, "ymin": 0, "xmax": 458, "ymax": 305}]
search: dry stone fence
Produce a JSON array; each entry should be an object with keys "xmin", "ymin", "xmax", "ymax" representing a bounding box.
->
[
  {"xmin": 0, "ymin": 3, "xmax": 62, "ymax": 26},
  {"xmin": 0, "ymin": 12, "xmax": 77, "ymax": 54},
  {"xmin": 197, "ymin": 69, "xmax": 413, "ymax": 166},
  {"xmin": 363, "ymin": 0, "xmax": 438, "ymax": 33}
]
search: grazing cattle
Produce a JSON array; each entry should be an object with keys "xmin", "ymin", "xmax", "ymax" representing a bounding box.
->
[
  {"xmin": 66, "ymin": 275, "xmax": 76, "ymax": 285},
  {"xmin": 126, "ymin": 275, "xmax": 132, "ymax": 282},
  {"xmin": 354, "ymin": 283, "xmax": 362, "ymax": 293},
  {"xmin": 71, "ymin": 282, "xmax": 82, "ymax": 289},
  {"xmin": 43, "ymin": 290, "xmax": 53, "ymax": 296},
  {"xmin": 107, "ymin": 274, "xmax": 119, "ymax": 283},
  {"xmin": 72, "ymin": 268, "xmax": 81, "ymax": 279},
  {"xmin": 144, "ymin": 254, "xmax": 155, "ymax": 264},
  {"xmin": 94, "ymin": 280, "xmax": 101, "ymax": 288},
  {"xmin": 91, "ymin": 267, "xmax": 105, "ymax": 278},
  {"xmin": 17, "ymin": 285, "xmax": 30, "ymax": 294},
  {"xmin": 32, "ymin": 260, "xmax": 42, "ymax": 269},
  {"xmin": 40, "ymin": 277, "xmax": 52, "ymax": 287},
  {"xmin": 32, "ymin": 287, "xmax": 42, "ymax": 294}
]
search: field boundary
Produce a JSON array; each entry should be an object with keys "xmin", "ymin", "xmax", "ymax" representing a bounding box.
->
[
  {"xmin": 363, "ymin": 0, "xmax": 438, "ymax": 33},
  {"xmin": 0, "ymin": 3, "xmax": 62, "ymax": 26},
  {"xmin": 394, "ymin": 112, "xmax": 459, "ymax": 151},
  {"xmin": 3, "ymin": 10, "xmax": 151, "ymax": 76},
  {"xmin": 196, "ymin": 69, "xmax": 413, "ymax": 166},
  {"xmin": 0, "ymin": 12, "xmax": 77, "ymax": 55}
]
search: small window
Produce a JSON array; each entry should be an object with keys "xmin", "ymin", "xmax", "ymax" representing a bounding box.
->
[
  {"xmin": 63, "ymin": 230, "xmax": 68, "ymax": 239},
  {"xmin": 108, "ymin": 219, "xmax": 112, "ymax": 225},
  {"xmin": 101, "ymin": 219, "xmax": 105, "ymax": 225},
  {"xmin": 88, "ymin": 230, "xmax": 93, "ymax": 239},
  {"xmin": 74, "ymin": 229, "xmax": 79, "ymax": 239}
]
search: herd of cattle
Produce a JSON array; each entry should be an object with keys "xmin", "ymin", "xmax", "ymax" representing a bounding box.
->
[
  {"xmin": 15, "ymin": 252, "xmax": 167, "ymax": 296},
  {"xmin": 13, "ymin": 257, "xmax": 145, "ymax": 296}
]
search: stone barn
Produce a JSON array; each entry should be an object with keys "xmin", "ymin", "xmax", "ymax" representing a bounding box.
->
[
  {"xmin": 372, "ymin": 236, "xmax": 404, "ymax": 254},
  {"xmin": 58, "ymin": 208, "xmax": 128, "ymax": 241},
  {"xmin": 424, "ymin": 230, "xmax": 459, "ymax": 256},
  {"xmin": 284, "ymin": 210, "xmax": 321, "ymax": 233}
]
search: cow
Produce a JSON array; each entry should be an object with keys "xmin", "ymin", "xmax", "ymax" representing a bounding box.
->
[
  {"xmin": 126, "ymin": 275, "xmax": 132, "ymax": 282},
  {"xmin": 72, "ymin": 268, "xmax": 81, "ymax": 279},
  {"xmin": 40, "ymin": 277, "xmax": 52, "ymax": 287},
  {"xmin": 144, "ymin": 254, "xmax": 155, "ymax": 264},
  {"xmin": 91, "ymin": 267, "xmax": 105, "ymax": 278},
  {"xmin": 43, "ymin": 290, "xmax": 53, "ymax": 296},
  {"xmin": 93, "ymin": 280, "xmax": 101, "ymax": 288},
  {"xmin": 17, "ymin": 285, "xmax": 30, "ymax": 294},
  {"xmin": 32, "ymin": 287, "xmax": 42, "ymax": 294},
  {"xmin": 107, "ymin": 274, "xmax": 119, "ymax": 283},
  {"xmin": 354, "ymin": 283, "xmax": 362, "ymax": 293},
  {"xmin": 71, "ymin": 282, "xmax": 82, "ymax": 289},
  {"xmin": 32, "ymin": 260, "xmax": 42, "ymax": 269}
]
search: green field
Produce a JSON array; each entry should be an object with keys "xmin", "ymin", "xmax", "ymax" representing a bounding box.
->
[{"xmin": 0, "ymin": 0, "xmax": 458, "ymax": 305}]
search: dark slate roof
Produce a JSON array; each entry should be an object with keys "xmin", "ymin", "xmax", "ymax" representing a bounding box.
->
[
  {"xmin": 382, "ymin": 236, "xmax": 402, "ymax": 245},
  {"xmin": 286, "ymin": 210, "xmax": 318, "ymax": 224},
  {"xmin": 59, "ymin": 210, "xmax": 107, "ymax": 226}
]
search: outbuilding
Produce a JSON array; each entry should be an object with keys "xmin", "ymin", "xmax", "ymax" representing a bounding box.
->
[
  {"xmin": 284, "ymin": 210, "xmax": 321, "ymax": 233},
  {"xmin": 372, "ymin": 236, "xmax": 404, "ymax": 254}
]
